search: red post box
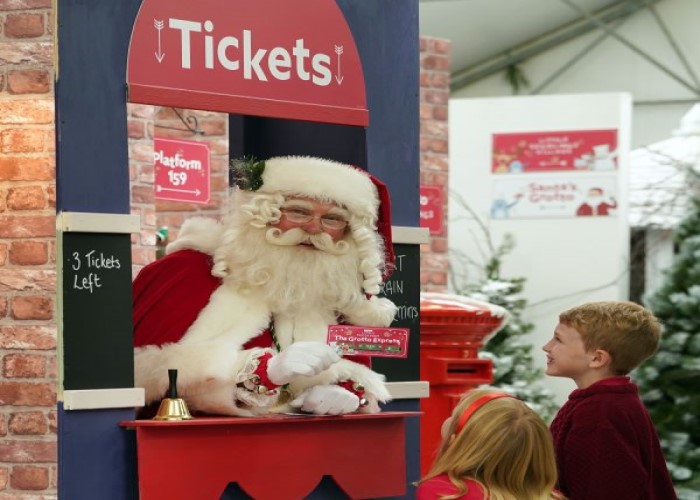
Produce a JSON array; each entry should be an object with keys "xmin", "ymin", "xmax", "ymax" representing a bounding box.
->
[{"xmin": 419, "ymin": 292, "xmax": 509, "ymax": 475}]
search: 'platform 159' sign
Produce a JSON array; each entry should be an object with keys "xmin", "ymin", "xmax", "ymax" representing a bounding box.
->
[{"xmin": 154, "ymin": 137, "xmax": 210, "ymax": 204}]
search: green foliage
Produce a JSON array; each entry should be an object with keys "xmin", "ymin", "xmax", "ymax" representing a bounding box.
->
[
  {"xmin": 503, "ymin": 63, "xmax": 530, "ymax": 95},
  {"xmin": 636, "ymin": 197, "xmax": 700, "ymax": 498},
  {"xmin": 455, "ymin": 235, "xmax": 559, "ymax": 421},
  {"xmin": 230, "ymin": 156, "xmax": 266, "ymax": 191}
]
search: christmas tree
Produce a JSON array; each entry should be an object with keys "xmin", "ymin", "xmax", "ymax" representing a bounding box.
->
[
  {"xmin": 636, "ymin": 197, "xmax": 700, "ymax": 499},
  {"xmin": 453, "ymin": 233, "xmax": 559, "ymax": 421}
]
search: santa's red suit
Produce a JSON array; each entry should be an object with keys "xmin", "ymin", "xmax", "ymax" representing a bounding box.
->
[
  {"xmin": 133, "ymin": 157, "xmax": 397, "ymax": 416},
  {"xmin": 576, "ymin": 199, "xmax": 617, "ymax": 216}
]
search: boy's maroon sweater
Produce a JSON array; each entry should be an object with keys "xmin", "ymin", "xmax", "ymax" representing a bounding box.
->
[{"xmin": 550, "ymin": 376, "xmax": 676, "ymax": 500}]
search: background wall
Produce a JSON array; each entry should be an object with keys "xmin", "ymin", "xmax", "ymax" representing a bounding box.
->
[
  {"xmin": 419, "ymin": 37, "xmax": 450, "ymax": 293},
  {"xmin": 448, "ymin": 93, "xmax": 632, "ymax": 403},
  {"xmin": 0, "ymin": 0, "xmax": 57, "ymax": 495}
]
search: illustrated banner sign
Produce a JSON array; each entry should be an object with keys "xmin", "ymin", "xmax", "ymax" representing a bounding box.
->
[
  {"xmin": 154, "ymin": 137, "xmax": 210, "ymax": 204},
  {"xmin": 490, "ymin": 175, "xmax": 618, "ymax": 219},
  {"xmin": 128, "ymin": 0, "xmax": 367, "ymax": 125},
  {"xmin": 419, "ymin": 185, "xmax": 443, "ymax": 235},
  {"xmin": 492, "ymin": 129, "xmax": 618, "ymax": 174}
]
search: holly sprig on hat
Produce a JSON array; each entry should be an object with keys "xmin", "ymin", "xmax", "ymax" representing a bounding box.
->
[{"xmin": 230, "ymin": 156, "xmax": 265, "ymax": 191}]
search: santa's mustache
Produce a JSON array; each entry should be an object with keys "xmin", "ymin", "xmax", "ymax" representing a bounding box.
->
[{"xmin": 265, "ymin": 227, "xmax": 350, "ymax": 255}]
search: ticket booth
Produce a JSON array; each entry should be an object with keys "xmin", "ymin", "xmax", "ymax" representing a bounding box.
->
[{"xmin": 55, "ymin": 0, "xmax": 423, "ymax": 498}]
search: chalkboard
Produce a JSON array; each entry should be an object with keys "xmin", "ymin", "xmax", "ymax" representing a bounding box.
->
[
  {"xmin": 61, "ymin": 232, "xmax": 134, "ymax": 390},
  {"xmin": 373, "ymin": 243, "xmax": 420, "ymax": 381}
]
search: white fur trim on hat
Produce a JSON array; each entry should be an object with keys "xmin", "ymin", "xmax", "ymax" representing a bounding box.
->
[{"xmin": 261, "ymin": 156, "xmax": 379, "ymax": 222}]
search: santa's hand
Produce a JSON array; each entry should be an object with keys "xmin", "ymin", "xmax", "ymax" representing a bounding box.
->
[
  {"xmin": 266, "ymin": 342, "xmax": 340, "ymax": 386},
  {"xmin": 290, "ymin": 384, "xmax": 360, "ymax": 415}
]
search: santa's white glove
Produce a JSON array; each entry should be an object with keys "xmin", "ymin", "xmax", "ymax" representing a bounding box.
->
[
  {"xmin": 266, "ymin": 342, "xmax": 340, "ymax": 386},
  {"xmin": 290, "ymin": 384, "xmax": 360, "ymax": 415}
]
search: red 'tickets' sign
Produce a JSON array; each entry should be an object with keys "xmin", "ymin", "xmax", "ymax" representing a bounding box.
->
[
  {"xmin": 154, "ymin": 137, "xmax": 210, "ymax": 204},
  {"xmin": 420, "ymin": 185, "xmax": 443, "ymax": 236},
  {"xmin": 127, "ymin": 0, "xmax": 367, "ymax": 126}
]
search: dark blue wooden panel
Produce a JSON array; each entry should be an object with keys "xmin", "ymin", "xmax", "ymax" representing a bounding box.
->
[
  {"xmin": 338, "ymin": 0, "xmax": 420, "ymax": 227},
  {"xmin": 58, "ymin": 403, "xmax": 138, "ymax": 500},
  {"xmin": 55, "ymin": 0, "xmax": 141, "ymax": 214}
]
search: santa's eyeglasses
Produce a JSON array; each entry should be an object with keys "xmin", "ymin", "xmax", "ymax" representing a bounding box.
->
[{"xmin": 280, "ymin": 208, "xmax": 348, "ymax": 230}]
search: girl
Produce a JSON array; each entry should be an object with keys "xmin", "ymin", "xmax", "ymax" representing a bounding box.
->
[{"xmin": 417, "ymin": 389, "xmax": 563, "ymax": 500}]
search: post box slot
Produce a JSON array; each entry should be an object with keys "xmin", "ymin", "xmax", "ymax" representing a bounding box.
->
[{"xmin": 447, "ymin": 368, "xmax": 478, "ymax": 374}]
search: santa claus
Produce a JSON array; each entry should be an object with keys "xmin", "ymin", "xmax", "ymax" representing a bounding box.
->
[{"xmin": 132, "ymin": 156, "xmax": 398, "ymax": 417}]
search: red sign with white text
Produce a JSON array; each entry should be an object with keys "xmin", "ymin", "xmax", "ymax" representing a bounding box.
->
[
  {"xmin": 127, "ymin": 0, "xmax": 367, "ymax": 126},
  {"xmin": 492, "ymin": 129, "xmax": 618, "ymax": 174},
  {"xmin": 327, "ymin": 325, "xmax": 410, "ymax": 358},
  {"xmin": 154, "ymin": 137, "xmax": 210, "ymax": 204},
  {"xmin": 420, "ymin": 185, "xmax": 444, "ymax": 236}
]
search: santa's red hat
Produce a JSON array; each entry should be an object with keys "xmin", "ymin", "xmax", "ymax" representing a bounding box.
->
[{"xmin": 231, "ymin": 156, "xmax": 395, "ymax": 287}]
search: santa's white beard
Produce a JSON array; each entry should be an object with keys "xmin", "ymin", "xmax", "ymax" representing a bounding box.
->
[{"xmin": 220, "ymin": 224, "xmax": 366, "ymax": 316}]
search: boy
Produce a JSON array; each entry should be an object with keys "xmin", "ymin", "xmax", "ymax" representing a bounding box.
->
[{"xmin": 542, "ymin": 301, "xmax": 676, "ymax": 500}]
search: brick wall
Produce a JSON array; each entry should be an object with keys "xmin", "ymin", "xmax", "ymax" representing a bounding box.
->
[
  {"xmin": 419, "ymin": 37, "xmax": 450, "ymax": 292},
  {"xmin": 129, "ymin": 107, "xmax": 229, "ymax": 276},
  {"xmin": 0, "ymin": 0, "xmax": 58, "ymax": 497}
]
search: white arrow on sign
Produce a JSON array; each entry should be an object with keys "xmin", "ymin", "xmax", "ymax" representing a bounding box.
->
[
  {"xmin": 154, "ymin": 19, "xmax": 165, "ymax": 63},
  {"xmin": 157, "ymin": 185, "xmax": 201, "ymax": 196}
]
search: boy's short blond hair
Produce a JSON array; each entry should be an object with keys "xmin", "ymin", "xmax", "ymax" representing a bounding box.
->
[{"xmin": 559, "ymin": 301, "xmax": 661, "ymax": 374}]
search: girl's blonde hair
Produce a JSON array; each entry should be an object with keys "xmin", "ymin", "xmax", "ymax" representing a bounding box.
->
[{"xmin": 419, "ymin": 389, "xmax": 562, "ymax": 500}]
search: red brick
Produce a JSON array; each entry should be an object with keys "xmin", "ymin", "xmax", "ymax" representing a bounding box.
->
[
  {"xmin": 0, "ymin": 298, "xmax": 7, "ymax": 319},
  {"xmin": 155, "ymin": 200, "xmax": 198, "ymax": 212},
  {"xmin": 0, "ymin": 415, "xmax": 6, "ymax": 437},
  {"xmin": 4, "ymin": 13, "xmax": 44, "ymax": 38},
  {"xmin": 433, "ymin": 106, "xmax": 448, "ymax": 121},
  {"xmin": 155, "ymin": 107, "xmax": 180, "ymax": 120},
  {"xmin": 0, "ymin": 128, "xmax": 45, "ymax": 153},
  {"xmin": 0, "ymin": 0, "xmax": 52, "ymax": 10},
  {"xmin": 46, "ymin": 184, "xmax": 55, "ymax": 208},
  {"xmin": 131, "ymin": 185, "xmax": 154, "ymax": 204},
  {"xmin": 0, "ymin": 100, "xmax": 53, "ymax": 125},
  {"xmin": 421, "ymin": 55, "xmax": 449, "ymax": 71},
  {"xmin": 429, "ymin": 139, "xmax": 448, "ymax": 154},
  {"xmin": 429, "ymin": 72, "xmax": 449, "ymax": 89},
  {"xmin": 9, "ymin": 466, "xmax": 49, "ymax": 490},
  {"xmin": 0, "ymin": 439, "xmax": 56, "ymax": 464},
  {"xmin": 128, "ymin": 103, "xmax": 154, "ymax": 119},
  {"xmin": 431, "ymin": 237, "xmax": 448, "ymax": 253},
  {"xmin": 131, "ymin": 246, "xmax": 156, "ymax": 267},
  {"xmin": 0, "ymin": 269, "xmax": 55, "ymax": 293},
  {"xmin": 8, "ymin": 412, "xmax": 48, "ymax": 435},
  {"xmin": 127, "ymin": 119, "xmax": 145, "ymax": 139},
  {"xmin": 0, "ymin": 466, "xmax": 7, "ymax": 490},
  {"xmin": 428, "ymin": 38, "xmax": 451, "ymax": 55},
  {"xmin": 4, "ymin": 354, "xmax": 46, "ymax": 378},
  {"xmin": 10, "ymin": 296, "xmax": 52, "ymax": 320},
  {"xmin": 0, "ymin": 243, "xmax": 7, "ymax": 265},
  {"xmin": 7, "ymin": 69, "xmax": 50, "ymax": 94},
  {"xmin": 0, "ymin": 383, "xmax": 55, "ymax": 406},
  {"xmin": 430, "ymin": 271, "xmax": 447, "ymax": 285},
  {"xmin": 0, "ymin": 40, "xmax": 53, "ymax": 67},
  {"xmin": 6, "ymin": 186, "xmax": 46, "ymax": 210},
  {"xmin": 9, "ymin": 241, "xmax": 48, "ymax": 265},
  {"xmin": 199, "ymin": 119, "xmax": 225, "ymax": 136},
  {"xmin": 424, "ymin": 89, "xmax": 448, "ymax": 105},
  {"xmin": 0, "ymin": 156, "xmax": 54, "ymax": 181},
  {"xmin": 47, "ymin": 411, "xmax": 56, "ymax": 434},
  {"xmin": 0, "ymin": 326, "xmax": 56, "ymax": 350},
  {"xmin": 420, "ymin": 103, "xmax": 433, "ymax": 120},
  {"xmin": 419, "ymin": 37, "xmax": 427, "ymax": 52},
  {"xmin": 0, "ymin": 215, "xmax": 54, "ymax": 238}
]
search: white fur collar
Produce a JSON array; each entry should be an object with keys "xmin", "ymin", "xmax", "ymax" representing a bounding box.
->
[{"xmin": 165, "ymin": 217, "xmax": 224, "ymax": 256}]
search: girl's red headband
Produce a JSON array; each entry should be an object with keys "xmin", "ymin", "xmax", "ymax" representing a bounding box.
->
[{"xmin": 454, "ymin": 393, "xmax": 514, "ymax": 436}]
